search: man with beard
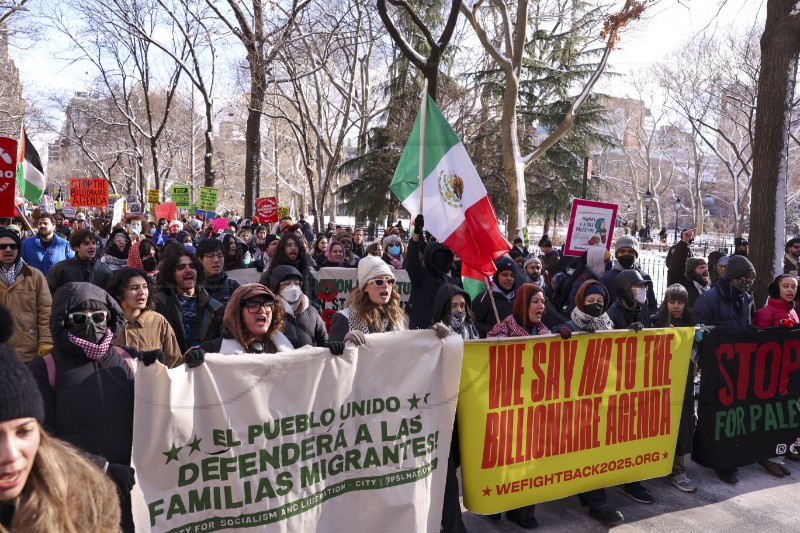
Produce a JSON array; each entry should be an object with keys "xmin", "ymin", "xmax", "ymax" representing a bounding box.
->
[
  {"xmin": 21, "ymin": 213, "xmax": 75, "ymax": 275},
  {"xmin": 523, "ymin": 256, "xmax": 545, "ymax": 286},
  {"xmin": 600, "ymin": 235, "xmax": 657, "ymax": 316},
  {"xmin": 783, "ymin": 237, "xmax": 800, "ymax": 276},
  {"xmin": 667, "ymin": 228, "xmax": 694, "ymax": 286},
  {"xmin": 46, "ymin": 229, "xmax": 113, "ymax": 295},
  {"xmin": 680, "ymin": 257, "xmax": 711, "ymax": 307},
  {"xmin": 153, "ymin": 249, "xmax": 224, "ymax": 353}
]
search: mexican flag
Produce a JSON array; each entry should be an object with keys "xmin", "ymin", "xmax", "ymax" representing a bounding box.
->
[
  {"xmin": 16, "ymin": 125, "xmax": 45, "ymax": 204},
  {"xmin": 390, "ymin": 94, "xmax": 510, "ymax": 298}
]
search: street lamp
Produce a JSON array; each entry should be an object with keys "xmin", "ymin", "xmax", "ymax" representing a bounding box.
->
[
  {"xmin": 674, "ymin": 197, "xmax": 682, "ymax": 242},
  {"xmin": 644, "ymin": 190, "xmax": 652, "ymax": 242}
]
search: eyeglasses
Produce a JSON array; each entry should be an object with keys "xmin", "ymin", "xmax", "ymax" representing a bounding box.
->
[
  {"xmin": 203, "ymin": 253, "xmax": 225, "ymax": 260},
  {"xmin": 279, "ymin": 280, "xmax": 301, "ymax": 288},
  {"xmin": 244, "ymin": 299, "xmax": 275, "ymax": 313},
  {"xmin": 67, "ymin": 311, "xmax": 108, "ymax": 325},
  {"xmin": 369, "ymin": 277, "xmax": 396, "ymax": 287},
  {"xmin": 0, "ymin": 243, "xmax": 17, "ymax": 250}
]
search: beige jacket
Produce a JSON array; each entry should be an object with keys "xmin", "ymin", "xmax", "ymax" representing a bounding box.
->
[
  {"xmin": 0, "ymin": 264, "xmax": 52, "ymax": 363},
  {"xmin": 116, "ymin": 309, "xmax": 183, "ymax": 367}
]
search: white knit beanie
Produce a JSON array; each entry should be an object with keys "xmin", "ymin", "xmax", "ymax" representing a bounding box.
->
[{"xmin": 357, "ymin": 255, "xmax": 394, "ymax": 288}]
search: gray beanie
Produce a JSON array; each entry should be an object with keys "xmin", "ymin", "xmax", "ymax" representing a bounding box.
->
[
  {"xmin": 725, "ymin": 255, "xmax": 755, "ymax": 279},
  {"xmin": 523, "ymin": 256, "xmax": 542, "ymax": 269},
  {"xmin": 614, "ymin": 235, "xmax": 639, "ymax": 257}
]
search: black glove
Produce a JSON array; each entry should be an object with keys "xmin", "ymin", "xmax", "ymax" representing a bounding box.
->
[
  {"xmin": 138, "ymin": 349, "xmax": 164, "ymax": 366},
  {"xmin": 107, "ymin": 463, "xmax": 136, "ymax": 493},
  {"xmin": 556, "ymin": 326, "xmax": 572, "ymax": 340},
  {"xmin": 583, "ymin": 323, "xmax": 596, "ymax": 334},
  {"xmin": 630, "ymin": 322, "xmax": 644, "ymax": 332},
  {"xmin": 255, "ymin": 259, "xmax": 265, "ymax": 272},
  {"xmin": 326, "ymin": 341, "xmax": 345, "ymax": 356},
  {"xmin": 184, "ymin": 348, "xmax": 205, "ymax": 368},
  {"xmin": 414, "ymin": 214, "xmax": 424, "ymax": 235}
]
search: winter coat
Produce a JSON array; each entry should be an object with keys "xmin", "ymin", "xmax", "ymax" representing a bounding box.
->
[
  {"xmin": 202, "ymin": 332, "xmax": 294, "ymax": 355},
  {"xmin": 116, "ymin": 309, "xmax": 183, "ymax": 367},
  {"xmin": 101, "ymin": 229, "xmax": 132, "ymax": 272},
  {"xmin": 472, "ymin": 288, "xmax": 514, "ymax": 338},
  {"xmin": 599, "ymin": 262, "xmax": 657, "ymax": 316},
  {"xmin": 21, "ymin": 234, "xmax": 74, "ymax": 275},
  {"xmin": 280, "ymin": 295, "xmax": 327, "ymax": 348},
  {"xmin": 46, "ymin": 256, "xmax": 113, "ymax": 295},
  {"xmin": 0, "ymin": 263, "xmax": 52, "ymax": 362},
  {"xmin": 606, "ymin": 300, "xmax": 652, "ymax": 329},
  {"xmin": 678, "ymin": 276, "xmax": 710, "ymax": 308},
  {"xmin": 28, "ymin": 282, "xmax": 134, "ymax": 467},
  {"xmin": 667, "ymin": 240, "xmax": 692, "ymax": 287},
  {"xmin": 203, "ymin": 272, "xmax": 241, "ymax": 307},
  {"xmin": 432, "ymin": 283, "xmax": 471, "ymax": 324},
  {"xmin": 753, "ymin": 298, "xmax": 799, "ymax": 329},
  {"xmin": 153, "ymin": 286, "xmax": 225, "ymax": 353},
  {"xmin": 784, "ymin": 252, "xmax": 799, "ymax": 276},
  {"xmin": 260, "ymin": 259, "xmax": 319, "ymax": 310},
  {"xmin": 405, "ymin": 239, "xmax": 455, "ymax": 329},
  {"xmin": 691, "ymin": 277, "xmax": 753, "ymax": 327}
]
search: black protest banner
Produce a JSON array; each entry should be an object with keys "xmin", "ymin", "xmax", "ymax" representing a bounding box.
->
[{"xmin": 693, "ymin": 326, "xmax": 800, "ymax": 469}]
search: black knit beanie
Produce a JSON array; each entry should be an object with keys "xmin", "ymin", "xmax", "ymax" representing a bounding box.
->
[{"xmin": 0, "ymin": 305, "xmax": 44, "ymax": 422}]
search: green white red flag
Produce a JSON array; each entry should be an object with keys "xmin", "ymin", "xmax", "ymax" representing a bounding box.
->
[{"xmin": 389, "ymin": 94, "xmax": 510, "ymax": 297}]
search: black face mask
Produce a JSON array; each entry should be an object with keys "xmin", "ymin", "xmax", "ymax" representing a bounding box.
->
[
  {"xmin": 618, "ymin": 255, "xmax": 635, "ymax": 269},
  {"xmin": 69, "ymin": 316, "xmax": 108, "ymax": 344},
  {"xmin": 142, "ymin": 257, "xmax": 158, "ymax": 272},
  {"xmin": 585, "ymin": 303, "xmax": 604, "ymax": 318}
]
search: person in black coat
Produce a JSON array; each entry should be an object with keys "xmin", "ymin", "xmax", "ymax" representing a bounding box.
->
[
  {"xmin": 196, "ymin": 238, "xmax": 240, "ymax": 307},
  {"xmin": 260, "ymin": 233, "xmax": 319, "ymax": 311},
  {"xmin": 46, "ymin": 228, "xmax": 113, "ymax": 295},
  {"xmin": 405, "ymin": 215, "xmax": 455, "ymax": 329},
  {"xmin": 28, "ymin": 282, "xmax": 143, "ymax": 532},
  {"xmin": 270, "ymin": 265, "xmax": 327, "ymax": 348}
]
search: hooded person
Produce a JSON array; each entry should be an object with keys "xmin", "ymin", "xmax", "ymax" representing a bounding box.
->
[
  {"xmin": 0, "ymin": 228, "xmax": 53, "ymax": 363},
  {"xmin": 433, "ymin": 283, "xmax": 479, "ymax": 341},
  {"xmin": 196, "ymin": 284, "xmax": 293, "ymax": 357},
  {"xmin": 555, "ymin": 279, "xmax": 615, "ymax": 334},
  {"xmin": 174, "ymin": 230, "xmax": 196, "ymax": 253},
  {"xmin": 0, "ymin": 305, "xmax": 123, "ymax": 532},
  {"xmin": 606, "ymin": 269, "xmax": 653, "ymax": 331},
  {"xmin": 221, "ymin": 233, "xmax": 250, "ymax": 271},
  {"xmin": 381, "ymin": 234, "xmax": 405, "ymax": 269},
  {"xmin": 100, "ymin": 228, "xmax": 132, "ymax": 272},
  {"xmin": 565, "ymin": 247, "xmax": 611, "ymax": 315},
  {"xmin": 260, "ymin": 233, "xmax": 319, "ymax": 310},
  {"xmin": 405, "ymin": 215, "xmax": 455, "ymax": 330},
  {"xmin": 127, "ymin": 238, "xmax": 159, "ymax": 280},
  {"xmin": 487, "ymin": 283, "xmax": 554, "ymax": 338},
  {"xmin": 27, "ymin": 282, "xmax": 138, "ymax": 532},
  {"xmin": 270, "ymin": 265, "xmax": 327, "ymax": 348},
  {"xmin": 320, "ymin": 240, "xmax": 350, "ymax": 268},
  {"xmin": 472, "ymin": 259, "xmax": 517, "ymax": 337},
  {"xmin": 599, "ymin": 235, "xmax": 657, "ymax": 315}
]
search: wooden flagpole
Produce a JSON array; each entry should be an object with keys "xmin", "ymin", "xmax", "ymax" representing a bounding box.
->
[
  {"xmin": 418, "ymin": 80, "xmax": 428, "ymax": 216},
  {"xmin": 485, "ymin": 275, "xmax": 501, "ymax": 325}
]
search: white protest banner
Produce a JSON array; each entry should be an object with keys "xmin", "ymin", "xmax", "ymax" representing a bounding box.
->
[{"xmin": 131, "ymin": 331, "xmax": 463, "ymax": 533}]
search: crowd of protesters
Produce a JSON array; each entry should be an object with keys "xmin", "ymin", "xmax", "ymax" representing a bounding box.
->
[{"xmin": 0, "ymin": 205, "xmax": 796, "ymax": 532}]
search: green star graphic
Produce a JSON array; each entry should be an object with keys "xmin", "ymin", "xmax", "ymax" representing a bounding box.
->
[
  {"xmin": 163, "ymin": 443, "xmax": 183, "ymax": 464},
  {"xmin": 187, "ymin": 435, "xmax": 202, "ymax": 455},
  {"xmin": 408, "ymin": 393, "xmax": 421, "ymax": 410}
]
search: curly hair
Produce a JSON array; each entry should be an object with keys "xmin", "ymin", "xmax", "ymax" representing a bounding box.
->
[
  {"xmin": 156, "ymin": 249, "xmax": 204, "ymax": 292},
  {"xmin": 67, "ymin": 228, "xmax": 97, "ymax": 250},
  {"xmin": 2, "ymin": 428, "xmax": 121, "ymax": 533},
  {"xmin": 106, "ymin": 267, "xmax": 155, "ymax": 311},
  {"xmin": 346, "ymin": 284, "xmax": 407, "ymax": 333},
  {"xmin": 269, "ymin": 233, "xmax": 309, "ymax": 272}
]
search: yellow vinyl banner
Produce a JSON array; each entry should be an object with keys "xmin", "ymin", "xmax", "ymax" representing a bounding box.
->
[{"xmin": 458, "ymin": 328, "xmax": 694, "ymax": 514}]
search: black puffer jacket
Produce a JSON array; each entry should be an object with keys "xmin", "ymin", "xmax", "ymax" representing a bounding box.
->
[
  {"xmin": 203, "ymin": 271, "xmax": 240, "ymax": 307},
  {"xmin": 28, "ymin": 282, "xmax": 134, "ymax": 466},
  {"xmin": 405, "ymin": 239, "xmax": 455, "ymax": 329},
  {"xmin": 46, "ymin": 256, "xmax": 113, "ymax": 295}
]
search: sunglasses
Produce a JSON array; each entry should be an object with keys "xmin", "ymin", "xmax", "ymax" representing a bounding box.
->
[
  {"xmin": 369, "ymin": 277, "xmax": 396, "ymax": 287},
  {"xmin": 244, "ymin": 299, "xmax": 275, "ymax": 313},
  {"xmin": 0, "ymin": 243, "xmax": 17, "ymax": 250},
  {"xmin": 68, "ymin": 311, "xmax": 108, "ymax": 325}
]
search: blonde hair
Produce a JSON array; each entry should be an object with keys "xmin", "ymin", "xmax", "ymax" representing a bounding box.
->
[
  {"xmin": 347, "ymin": 285, "xmax": 407, "ymax": 333},
  {"xmin": 2, "ymin": 428, "xmax": 121, "ymax": 533}
]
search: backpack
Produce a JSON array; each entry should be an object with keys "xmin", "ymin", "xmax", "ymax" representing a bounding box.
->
[{"xmin": 43, "ymin": 348, "xmax": 134, "ymax": 388}]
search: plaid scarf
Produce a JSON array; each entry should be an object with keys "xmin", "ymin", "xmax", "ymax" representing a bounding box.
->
[{"xmin": 67, "ymin": 328, "xmax": 114, "ymax": 361}]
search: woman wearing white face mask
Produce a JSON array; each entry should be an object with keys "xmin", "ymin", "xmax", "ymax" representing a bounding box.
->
[
  {"xmin": 269, "ymin": 265, "xmax": 327, "ymax": 348},
  {"xmin": 606, "ymin": 269, "xmax": 652, "ymax": 332}
]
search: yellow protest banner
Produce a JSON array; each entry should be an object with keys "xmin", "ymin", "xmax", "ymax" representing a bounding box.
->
[{"xmin": 458, "ymin": 328, "xmax": 694, "ymax": 514}]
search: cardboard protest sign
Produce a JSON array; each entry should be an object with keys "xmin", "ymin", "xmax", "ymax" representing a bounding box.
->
[
  {"xmin": 563, "ymin": 199, "xmax": 618, "ymax": 257},
  {"xmin": 312, "ymin": 267, "xmax": 411, "ymax": 331},
  {"xmin": 38, "ymin": 194, "xmax": 55, "ymax": 214},
  {"xmin": 154, "ymin": 202, "xmax": 177, "ymax": 222},
  {"xmin": 0, "ymin": 137, "xmax": 18, "ymax": 218},
  {"xmin": 458, "ymin": 328, "xmax": 693, "ymax": 513},
  {"xmin": 69, "ymin": 178, "xmax": 109, "ymax": 207},
  {"xmin": 256, "ymin": 197, "xmax": 278, "ymax": 224},
  {"xmin": 131, "ymin": 331, "xmax": 462, "ymax": 532},
  {"xmin": 197, "ymin": 186, "xmax": 218, "ymax": 211},
  {"xmin": 62, "ymin": 203, "xmax": 76, "ymax": 218},
  {"xmin": 693, "ymin": 327, "xmax": 800, "ymax": 468},
  {"xmin": 171, "ymin": 185, "xmax": 191, "ymax": 208}
]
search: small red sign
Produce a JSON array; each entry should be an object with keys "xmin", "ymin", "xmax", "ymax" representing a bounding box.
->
[
  {"xmin": 256, "ymin": 197, "xmax": 278, "ymax": 224},
  {"xmin": 0, "ymin": 137, "xmax": 18, "ymax": 218}
]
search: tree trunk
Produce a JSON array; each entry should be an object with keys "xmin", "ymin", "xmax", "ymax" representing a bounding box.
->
[
  {"xmin": 501, "ymin": 74, "xmax": 523, "ymax": 240},
  {"xmin": 750, "ymin": 2, "xmax": 800, "ymax": 306},
  {"xmin": 244, "ymin": 62, "xmax": 267, "ymax": 219}
]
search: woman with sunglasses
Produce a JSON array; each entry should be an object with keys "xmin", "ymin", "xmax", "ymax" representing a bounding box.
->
[
  {"xmin": 188, "ymin": 284, "xmax": 293, "ymax": 360},
  {"xmin": 28, "ymin": 282, "xmax": 137, "ymax": 532},
  {"xmin": 0, "ymin": 305, "xmax": 122, "ymax": 532}
]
